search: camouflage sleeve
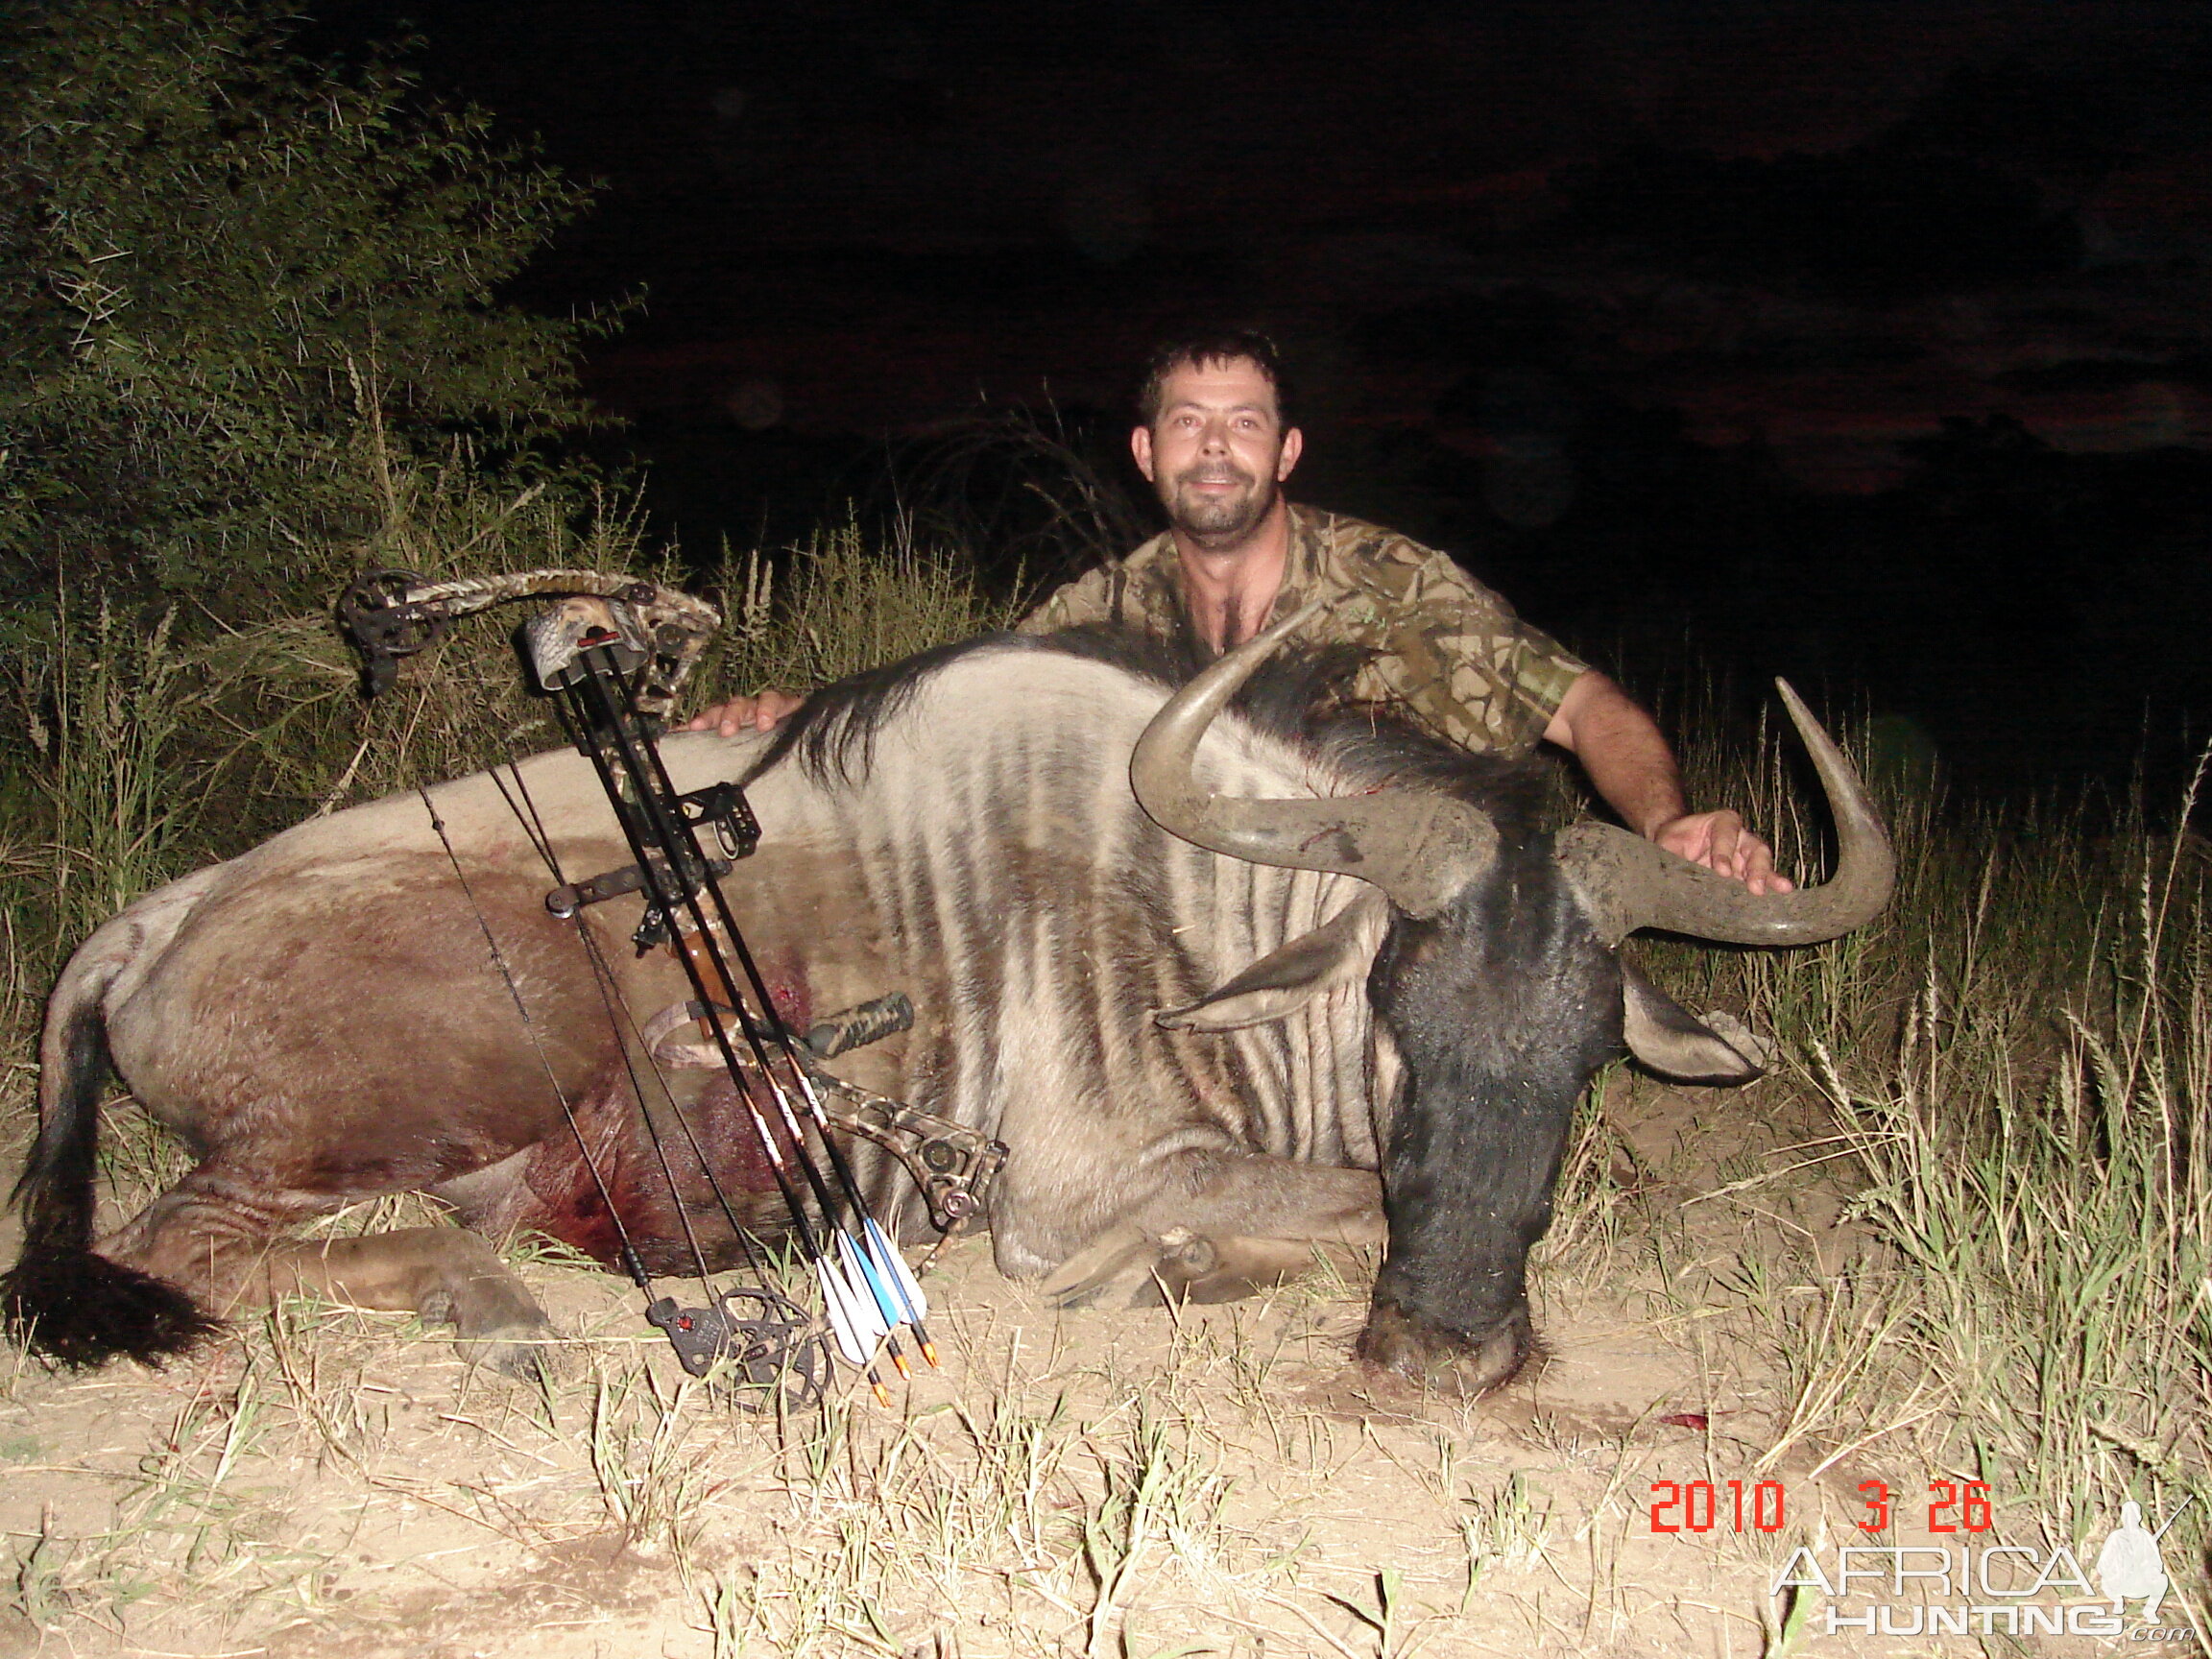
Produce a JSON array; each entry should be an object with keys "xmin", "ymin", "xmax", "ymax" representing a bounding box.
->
[
  {"xmin": 1016, "ymin": 567, "xmax": 1114, "ymax": 635},
  {"xmin": 1353, "ymin": 550, "xmax": 1589, "ymax": 757}
]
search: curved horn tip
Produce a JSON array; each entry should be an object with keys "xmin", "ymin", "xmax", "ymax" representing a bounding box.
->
[
  {"xmin": 1131, "ymin": 590, "xmax": 1499, "ymax": 909},
  {"xmin": 1555, "ymin": 674, "xmax": 1891, "ymax": 948},
  {"xmin": 1772, "ymin": 678, "xmax": 1852, "ymax": 761},
  {"xmin": 1238, "ymin": 595, "xmax": 1332, "ymax": 660}
]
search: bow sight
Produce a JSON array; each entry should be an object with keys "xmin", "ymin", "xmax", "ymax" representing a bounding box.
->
[{"xmin": 340, "ymin": 568, "xmax": 1004, "ymax": 1407}]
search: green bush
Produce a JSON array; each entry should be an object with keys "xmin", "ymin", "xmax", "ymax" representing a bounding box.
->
[{"xmin": 0, "ymin": 0, "xmax": 603, "ymax": 620}]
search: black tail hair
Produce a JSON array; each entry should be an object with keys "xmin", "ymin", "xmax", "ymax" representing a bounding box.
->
[
  {"xmin": 11, "ymin": 996, "xmax": 107, "ymax": 1251},
  {"xmin": 0, "ymin": 997, "xmax": 217, "ymax": 1367}
]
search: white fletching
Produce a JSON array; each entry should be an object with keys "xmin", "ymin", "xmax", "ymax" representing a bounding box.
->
[
  {"xmin": 837, "ymin": 1231, "xmax": 901, "ymax": 1334},
  {"xmin": 815, "ymin": 1254, "xmax": 882, "ymax": 1367}
]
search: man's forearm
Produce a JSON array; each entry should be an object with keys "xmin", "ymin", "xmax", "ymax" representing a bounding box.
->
[
  {"xmin": 1539, "ymin": 670, "xmax": 1790, "ymax": 892},
  {"xmin": 1541, "ymin": 670, "xmax": 1687, "ymax": 837}
]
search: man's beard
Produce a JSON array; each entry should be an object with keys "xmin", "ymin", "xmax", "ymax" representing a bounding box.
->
[{"xmin": 1164, "ymin": 462, "xmax": 1275, "ymax": 543}]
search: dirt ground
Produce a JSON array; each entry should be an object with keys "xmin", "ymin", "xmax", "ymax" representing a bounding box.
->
[{"xmin": 0, "ymin": 1073, "xmax": 2176, "ymax": 1659}]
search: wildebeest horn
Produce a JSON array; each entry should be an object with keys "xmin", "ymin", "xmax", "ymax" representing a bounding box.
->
[
  {"xmin": 1129, "ymin": 601, "xmax": 1498, "ymax": 918},
  {"xmin": 1552, "ymin": 681, "xmax": 1894, "ymax": 946}
]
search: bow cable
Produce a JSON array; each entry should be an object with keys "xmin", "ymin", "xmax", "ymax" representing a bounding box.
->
[
  {"xmin": 489, "ymin": 757, "xmax": 780, "ymax": 1288},
  {"xmin": 413, "ymin": 782, "xmax": 651, "ymax": 1290},
  {"xmin": 418, "ymin": 776, "xmax": 830, "ymax": 1407}
]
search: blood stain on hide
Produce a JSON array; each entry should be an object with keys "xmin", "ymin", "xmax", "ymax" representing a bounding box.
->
[
  {"xmin": 755, "ymin": 958, "xmax": 813, "ymax": 1034},
  {"xmin": 510, "ymin": 1065, "xmax": 798, "ymax": 1275}
]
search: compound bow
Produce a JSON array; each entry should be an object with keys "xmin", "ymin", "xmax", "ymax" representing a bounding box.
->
[{"xmin": 339, "ymin": 568, "xmax": 1005, "ymax": 1407}]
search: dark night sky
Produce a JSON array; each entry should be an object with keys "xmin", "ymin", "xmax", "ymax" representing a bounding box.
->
[{"xmin": 325, "ymin": 0, "xmax": 2212, "ymax": 793}]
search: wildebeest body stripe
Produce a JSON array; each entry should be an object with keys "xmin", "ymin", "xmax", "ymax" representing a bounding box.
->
[{"xmin": 761, "ymin": 646, "xmax": 1382, "ymax": 1264}]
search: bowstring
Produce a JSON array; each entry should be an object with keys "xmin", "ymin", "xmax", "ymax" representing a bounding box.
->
[
  {"xmin": 487, "ymin": 758, "xmax": 770, "ymax": 1291},
  {"xmin": 413, "ymin": 782, "xmax": 656, "ymax": 1289}
]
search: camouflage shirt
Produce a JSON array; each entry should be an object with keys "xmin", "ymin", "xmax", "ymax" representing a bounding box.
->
[{"xmin": 1019, "ymin": 505, "xmax": 1589, "ymax": 757}]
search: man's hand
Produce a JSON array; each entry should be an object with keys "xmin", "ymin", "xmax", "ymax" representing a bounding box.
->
[
  {"xmin": 1651, "ymin": 809, "xmax": 1794, "ymax": 896},
  {"xmin": 685, "ymin": 689, "xmax": 804, "ymax": 736},
  {"xmin": 1545, "ymin": 673, "xmax": 1794, "ymax": 897}
]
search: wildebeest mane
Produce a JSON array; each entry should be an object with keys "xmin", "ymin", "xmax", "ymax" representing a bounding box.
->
[
  {"xmin": 742, "ymin": 634, "xmax": 998, "ymax": 788},
  {"xmin": 744, "ymin": 625, "xmax": 1377, "ymax": 789},
  {"xmin": 1031, "ymin": 625, "xmax": 1373, "ymax": 743},
  {"xmin": 1037, "ymin": 623, "xmax": 1560, "ymax": 843}
]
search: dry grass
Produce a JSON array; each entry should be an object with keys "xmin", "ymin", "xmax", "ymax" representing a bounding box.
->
[
  {"xmin": 700, "ymin": 512, "xmax": 1027, "ymax": 705},
  {"xmin": 0, "ymin": 1239, "xmax": 1674, "ymax": 1656}
]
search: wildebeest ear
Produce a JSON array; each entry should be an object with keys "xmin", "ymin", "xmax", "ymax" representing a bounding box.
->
[
  {"xmin": 1619, "ymin": 956, "xmax": 1764, "ymax": 1083},
  {"xmin": 1157, "ymin": 891, "xmax": 1389, "ymax": 1032}
]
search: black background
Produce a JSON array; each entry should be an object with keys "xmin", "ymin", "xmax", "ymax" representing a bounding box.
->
[{"xmin": 313, "ymin": 0, "xmax": 2212, "ymax": 796}]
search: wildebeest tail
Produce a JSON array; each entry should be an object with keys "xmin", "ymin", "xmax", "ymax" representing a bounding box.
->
[{"xmin": 1, "ymin": 984, "xmax": 218, "ymax": 1366}]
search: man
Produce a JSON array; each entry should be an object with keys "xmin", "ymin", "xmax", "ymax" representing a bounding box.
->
[{"xmin": 693, "ymin": 331, "xmax": 1788, "ymax": 893}]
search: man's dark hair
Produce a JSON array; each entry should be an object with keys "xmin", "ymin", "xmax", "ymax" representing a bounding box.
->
[{"xmin": 1137, "ymin": 329, "xmax": 1296, "ymax": 428}]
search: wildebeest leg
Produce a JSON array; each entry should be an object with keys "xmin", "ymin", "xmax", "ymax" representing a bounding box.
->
[
  {"xmin": 258, "ymin": 1232, "xmax": 553, "ymax": 1374},
  {"xmin": 101, "ymin": 1166, "xmax": 552, "ymax": 1376},
  {"xmin": 1036, "ymin": 1155, "xmax": 1383, "ymax": 1310},
  {"xmin": 1053, "ymin": 1229, "xmax": 1369, "ymax": 1308}
]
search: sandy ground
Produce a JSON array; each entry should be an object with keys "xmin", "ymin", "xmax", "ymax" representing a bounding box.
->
[{"xmin": 0, "ymin": 1072, "xmax": 2171, "ymax": 1659}]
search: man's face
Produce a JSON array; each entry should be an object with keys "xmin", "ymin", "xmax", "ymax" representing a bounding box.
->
[{"xmin": 1132, "ymin": 356, "xmax": 1303, "ymax": 546}]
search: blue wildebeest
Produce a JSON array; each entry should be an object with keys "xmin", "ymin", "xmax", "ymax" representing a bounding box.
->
[{"xmin": 4, "ymin": 613, "xmax": 1890, "ymax": 1393}]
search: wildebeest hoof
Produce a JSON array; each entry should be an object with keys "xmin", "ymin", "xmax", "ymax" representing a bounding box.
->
[
  {"xmin": 417, "ymin": 1284, "xmax": 560, "ymax": 1381},
  {"xmin": 1042, "ymin": 1225, "xmax": 1224, "ymax": 1310},
  {"xmin": 1046, "ymin": 1227, "xmax": 1315, "ymax": 1310},
  {"xmin": 1110, "ymin": 1228, "xmax": 1216, "ymax": 1309},
  {"xmin": 1154, "ymin": 1227, "xmax": 1217, "ymax": 1277},
  {"xmin": 455, "ymin": 1322, "xmax": 563, "ymax": 1382},
  {"xmin": 1041, "ymin": 1224, "xmax": 1156, "ymax": 1310},
  {"xmin": 1354, "ymin": 1300, "xmax": 1539, "ymax": 1399}
]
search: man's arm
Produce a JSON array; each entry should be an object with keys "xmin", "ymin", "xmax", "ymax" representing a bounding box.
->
[
  {"xmin": 1016, "ymin": 565, "xmax": 1114, "ymax": 635},
  {"xmin": 1542, "ymin": 670, "xmax": 1793, "ymax": 896}
]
